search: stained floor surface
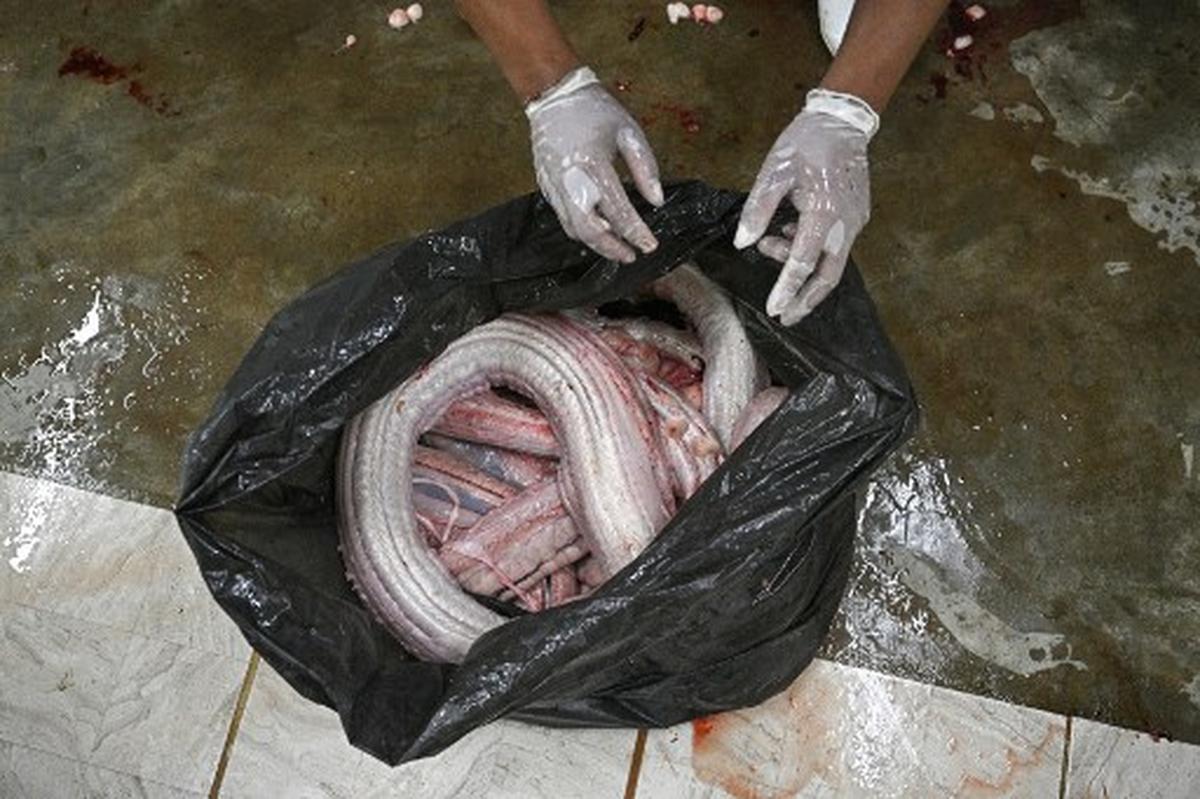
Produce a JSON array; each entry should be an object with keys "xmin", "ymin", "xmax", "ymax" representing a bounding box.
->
[{"xmin": 2, "ymin": 0, "xmax": 1198, "ymax": 744}]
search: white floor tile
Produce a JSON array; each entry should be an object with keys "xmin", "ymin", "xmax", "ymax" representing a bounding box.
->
[
  {"xmin": 0, "ymin": 472, "xmax": 163, "ymax": 631},
  {"xmin": 1066, "ymin": 718, "xmax": 1200, "ymax": 799},
  {"xmin": 0, "ymin": 599, "xmax": 247, "ymax": 794},
  {"xmin": 16, "ymin": 471, "xmax": 1193, "ymax": 799},
  {"xmin": 636, "ymin": 659, "xmax": 1066, "ymax": 799},
  {"xmin": 90, "ymin": 637, "xmax": 248, "ymax": 793},
  {"xmin": 351, "ymin": 717, "xmax": 636, "ymax": 799},
  {"xmin": 0, "ymin": 470, "xmax": 256, "ymax": 795},
  {"xmin": 0, "ymin": 470, "xmax": 246, "ymax": 657},
  {"xmin": 0, "ymin": 471, "xmax": 244, "ymax": 659},
  {"xmin": 0, "ymin": 601, "xmax": 129, "ymax": 762},
  {"xmin": 222, "ymin": 662, "xmax": 638, "ymax": 799},
  {"xmin": 0, "ymin": 739, "xmax": 201, "ymax": 798},
  {"xmin": 220, "ymin": 661, "xmax": 363, "ymax": 799},
  {"xmin": 132, "ymin": 516, "xmax": 248, "ymax": 658}
]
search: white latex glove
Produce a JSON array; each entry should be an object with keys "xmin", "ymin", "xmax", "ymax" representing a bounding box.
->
[
  {"xmin": 526, "ymin": 66, "xmax": 665, "ymax": 264},
  {"xmin": 733, "ymin": 89, "xmax": 879, "ymax": 325}
]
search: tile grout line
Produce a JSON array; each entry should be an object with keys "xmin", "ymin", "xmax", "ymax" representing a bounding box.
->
[
  {"xmin": 208, "ymin": 651, "xmax": 260, "ymax": 798},
  {"xmin": 622, "ymin": 728, "xmax": 648, "ymax": 799},
  {"xmin": 1057, "ymin": 715, "xmax": 1073, "ymax": 799}
]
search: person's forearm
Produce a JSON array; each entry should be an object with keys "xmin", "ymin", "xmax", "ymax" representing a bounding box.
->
[
  {"xmin": 454, "ymin": 0, "xmax": 581, "ymax": 103},
  {"xmin": 820, "ymin": 0, "xmax": 949, "ymax": 112}
]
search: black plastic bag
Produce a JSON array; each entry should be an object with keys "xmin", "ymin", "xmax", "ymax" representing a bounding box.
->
[{"xmin": 175, "ymin": 180, "xmax": 918, "ymax": 765}]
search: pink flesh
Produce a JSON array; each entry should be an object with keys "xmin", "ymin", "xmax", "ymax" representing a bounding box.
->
[
  {"xmin": 443, "ymin": 534, "xmax": 541, "ymax": 610},
  {"xmin": 658, "ymin": 358, "xmax": 702, "ymax": 388},
  {"xmin": 599, "ymin": 327, "xmax": 702, "ymax": 389},
  {"xmin": 546, "ymin": 567, "xmax": 579, "ymax": 606},
  {"xmin": 412, "ymin": 446, "xmax": 518, "ymax": 517},
  {"xmin": 412, "ymin": 486, "xmax": 481, "ymax": 534},
  {"xmin": 439, "ymin": 481, "xmax": 580, "ymax": 595},
  {"xmin": 577, "ymin": 556, "xmax": 606, "ymax": 588},
  {"xmin": 451, "ymin": 514, "xmax": 578, "ymax": 596},
  {"xmin": 498, "ymin": 538, "xmax": 589, "ymax": 601},
  {"xmin": 414, "ymin": 446, "xmax": 518, "ymax": 499},
  {"xmin": 339, "ymin": 303, "xmax": 757, "ymax": 658},
  {"xmin": 638, "ymin": 373, "xmax": 723, "ymax": 499},
  {"xmin": 598, "ymin": 316, "xmax": 704, "ymax": 367},
  {"xmin": 432, "ymin": 390, "xmax": 560, "ymax": 457},
  {"xmin": 533, "ymin": 315, "xmax": 677, "ymax": 527},
  {"xmin": 421, "ymin": 432, "xmax": 558, "ymax": 489}
]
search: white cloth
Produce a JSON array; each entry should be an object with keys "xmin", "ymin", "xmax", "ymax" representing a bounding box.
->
[{"xmin": 818, "ymin": 0, "xmax": 856, "ymax": 54}]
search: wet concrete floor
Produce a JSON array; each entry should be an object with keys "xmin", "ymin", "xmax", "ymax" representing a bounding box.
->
[{"xmin": 2, "ymin": 0, "xmax": 1198, "ymax": 742}]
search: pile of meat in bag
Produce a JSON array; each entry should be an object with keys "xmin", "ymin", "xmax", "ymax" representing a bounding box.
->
[{"xmin": 337, "ymin": 264, "xmax": 788, "ymax": 662}]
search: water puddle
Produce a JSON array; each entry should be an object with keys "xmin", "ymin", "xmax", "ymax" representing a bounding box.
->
[{"xmin": 0, "ymin": 260, "xmax": 209, "ymax": 501}]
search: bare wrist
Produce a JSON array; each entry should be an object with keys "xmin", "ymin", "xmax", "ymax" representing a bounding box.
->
[{"xmin": 817, "ymin": 72, "xmax": 888, "ymax": 115}]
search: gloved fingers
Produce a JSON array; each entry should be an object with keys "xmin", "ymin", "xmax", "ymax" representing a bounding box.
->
[
  {"xmin": 541, "ymin": 183, "xmax": 580, "ymax": 242},
  {"xmin": 755, "ymin": 221, "xmax": 801, "ymax": 262},
  {"xmin": 734, "ymin": 167, "xmax": 793, "ymax": 250},
  {"xmin": 594, "ymin": 164, "xmax": 658, "ymax": 255},
  {"xmin": 570, "ymin": 209, "xmax": 639, "ymax": 264},
  {"xmin": 765, "ymin": 213, "xmax": 829, "ymax": 318},
  {"xmin": 777, "ymin": 248, "xmax": 849, "ymax": 326},
  {"xmin": 616, "ymin": 126, "xmax": 665, "ymax": 207},
  {"xmin": 556, "ymin": 164, "xmax": 638, "ymax": 263},
  {"xmin": 755, "ymin": 235, "xmax": 792, "ymax": 263}
]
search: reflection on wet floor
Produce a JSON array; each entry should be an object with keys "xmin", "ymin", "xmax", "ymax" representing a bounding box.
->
[
  {"xmin": 1, "ymin": 264, "xmax": 210, "ymax": 503},
  {"xmin": 824, "ymin": 432, "xmax": 1198, "ymax": 740},
  {"xmin": 1, "ymin": 0, "xmax": 1198, "ymax": 742},
  {"xmin": 841, "ymin": 448, "xmax": 1085, "ymax": 680}
]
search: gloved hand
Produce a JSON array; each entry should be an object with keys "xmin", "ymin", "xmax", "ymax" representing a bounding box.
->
[
  {"xmin": 526, "ymin": 66, "xmax": 664, "ymax": 264},
  {"xmin": 734, "ymin": 88, "xmax": 878, "ymax": 325}
]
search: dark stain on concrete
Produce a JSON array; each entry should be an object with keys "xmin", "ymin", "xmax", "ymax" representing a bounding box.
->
[
  {"xmin": 58, "ymin": 45, "xmax": 130, "ymax": 84},
  {"xmin": 57, "ymin": 45, "xmax": 177, "ymax": 115}
]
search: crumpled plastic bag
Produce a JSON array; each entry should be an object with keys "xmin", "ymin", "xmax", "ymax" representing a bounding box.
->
[{"xmin": 175, "ymin": 180, "xmax": 918, "ymax": 764}]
